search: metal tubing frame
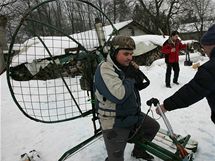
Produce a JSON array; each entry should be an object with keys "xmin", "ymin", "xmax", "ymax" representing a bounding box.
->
[{"xmin": 6, "ymin": 0, "xmax": 113, "ymax": 160}]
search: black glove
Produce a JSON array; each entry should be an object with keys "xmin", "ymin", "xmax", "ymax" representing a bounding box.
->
[
  {"xmin": 124, "ymin": 64, "xmax": 138, "ymax": 79},
  {"xmin": 125, "ymin": 64, "xmax": 150, "ymax": 90},
  {"xmin": 135, "ymin": 70, "xmax": 150, "ymax": 90}
]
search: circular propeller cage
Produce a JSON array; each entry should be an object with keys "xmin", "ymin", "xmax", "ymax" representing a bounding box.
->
[{"xmin": 6, "ymin": 0, "xmax": 116, "ymax": 123}]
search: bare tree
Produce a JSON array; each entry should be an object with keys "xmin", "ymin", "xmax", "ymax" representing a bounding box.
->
[
  {"xmin": 133, "ymin": 0, "xmax": 185, "ymax": 35},
  {"xmin": 0, "ymin": 15, "xmax": 8, "ymax": 74},
  {"xmin": 4, "ymin": 0, "xmax": 213, "ymax": 43},
  {"xmin": 180, "ymin": 0, "xmax": 215, "ymax": 39},
  {"xmin": 105, "ymin": 0, "xmax": 132, "ymax": 23},
  {"xmin": 92, "ymin": 0, "xmax": 114, "ymax": 24},
  {"xmin": 0, "ymin": 0, "xmax": 18, "ymax": 15}
]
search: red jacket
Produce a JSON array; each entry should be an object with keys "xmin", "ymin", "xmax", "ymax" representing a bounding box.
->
[{"xmin": 161, "ymin": 38, "xmax": 187, "ymax": 63}]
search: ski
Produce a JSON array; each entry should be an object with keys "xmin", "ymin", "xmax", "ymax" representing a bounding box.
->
[{"xmin": 154, "ymin": 129, "xmax": 198, "ymax": 153}]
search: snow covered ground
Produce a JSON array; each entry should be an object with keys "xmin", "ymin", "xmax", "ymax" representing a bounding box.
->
[{"xmin": 1, "ymin": 53, "xmax": 215, "ymax": 161}]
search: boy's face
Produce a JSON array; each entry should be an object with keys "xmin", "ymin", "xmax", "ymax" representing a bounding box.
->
[{"xmin": 116, "ymin": 49, "xmax": 133, "ymax": 66}]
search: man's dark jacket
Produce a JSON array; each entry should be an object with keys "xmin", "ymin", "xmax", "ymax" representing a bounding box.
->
[{"xmin": 164, "ymin": 47, "xmax": 215, "ymax": 124}]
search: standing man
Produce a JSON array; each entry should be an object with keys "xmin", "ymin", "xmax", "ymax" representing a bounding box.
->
[
  {"xmin": 156, "ymin": 24, "xmax": 215, "ymax": 124},
  {"xmin": 161, "ymin": 31, "xmax": 187, "ymax": 88},
  {"xmin": 94, "ymin": 35, "xmax": 160, "ymax": 161}
]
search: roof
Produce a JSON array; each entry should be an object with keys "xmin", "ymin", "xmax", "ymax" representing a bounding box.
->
[
  {"xmin": 14, "ymin": 20, "xmax": 197, "ymax": 64},
  {"xmin": 102, "ymin": 20, "xmax": 133, "ymax": 36},
  {"xmin": 132, "ymin": 35, "xmax": 168, "ymax": 56}
]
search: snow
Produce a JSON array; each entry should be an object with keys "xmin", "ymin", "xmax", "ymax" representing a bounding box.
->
[{"xmin": 1, "ymin": 52, "xmax": 215, "ymax": 161}]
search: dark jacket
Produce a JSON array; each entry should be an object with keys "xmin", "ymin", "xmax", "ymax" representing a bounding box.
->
[
  {"xmin": 164, "ymin": 47, "xmax": 215, "ymax": 124},
  {"xmin": 161, "ymin": 38, "xmax": 187, "ymax": 63}
]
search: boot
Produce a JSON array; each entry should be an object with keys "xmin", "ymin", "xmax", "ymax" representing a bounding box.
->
[
  {"xmin": 132, "ymin": 146, "xmax": 154, "ymax": 161},
  {"xmin": 166, "ymin": 84, "xmax": 171, "ymax": 88},
  {"xmin": 173, "ymin": 81, "xmax": 179, "ymax": 85}
]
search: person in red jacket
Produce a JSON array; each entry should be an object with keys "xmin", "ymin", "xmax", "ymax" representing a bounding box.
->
[
  {"xmin": 161, "ymin": 31, "xmax": 187, "ymax": 88},
  {"xmin": 156, "ymin": 24, "xmax": 215, "ymax": 124}
]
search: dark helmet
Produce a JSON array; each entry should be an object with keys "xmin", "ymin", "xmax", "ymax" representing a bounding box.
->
[{"xmin": 111, "ymin": 35, "xmax": 136, "ymax": 50}]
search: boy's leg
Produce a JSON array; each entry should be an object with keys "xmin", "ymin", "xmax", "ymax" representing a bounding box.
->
[
  {"xmin": 131, "ymin": 114, "xmax": 160, "ymax": 160},
  {"xmin": 102, "ymin": 128, "xmax": 130, "ymax": 161},
  {"xmin": 136, "ymin": 114, "xmax": 160, "ymax": 142}
]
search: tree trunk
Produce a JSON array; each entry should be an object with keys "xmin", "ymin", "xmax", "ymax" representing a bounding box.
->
[{"xmin": 0, "ymin": 15, "xmax": 8, "ymax": 74}]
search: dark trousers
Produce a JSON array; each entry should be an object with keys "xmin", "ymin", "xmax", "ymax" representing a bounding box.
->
[
  {"xmin": 102, "ymin": 114, "xmax": 160, "ymax": 161},
  {"xmin": 165, "ymin": 62, "xmax": 180, "ymax": 86}
]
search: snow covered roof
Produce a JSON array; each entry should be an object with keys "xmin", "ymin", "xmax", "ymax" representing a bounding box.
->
[
  {"xmin": 13, "ymin": 34, "xmax": 168, "ymax": 65},
  {"xmin": 132, "ymin": 35, "xmax": 169, "ymax": 56},
  {"xmin": 5, "ymin": 44, "xmax": 23, "ymax": 52},
  {"xmin": 11, "ymin": 20, "xmax": 138, "ymax": 65},
  {"xmin": 13, "ymin": 20, "xmax": 196, "ymax": 65},
  {"xmin": 103, "ymin": 20, "xmax": 133, "ymax": 35}
]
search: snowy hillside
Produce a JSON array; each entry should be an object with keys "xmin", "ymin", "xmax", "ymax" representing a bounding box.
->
[{"xmin": 1, "ymin": 53, "xmax": 215, "ymax": 161}]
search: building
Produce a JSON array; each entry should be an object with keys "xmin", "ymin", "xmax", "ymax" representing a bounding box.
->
[{"xmin": 109, "ymin": 20, "xmax": 148, "ymax": 36}]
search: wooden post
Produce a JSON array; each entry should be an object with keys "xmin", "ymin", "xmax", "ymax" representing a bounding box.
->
[{"xmin": 0, "ymin": 15, "xmax": 8, "ymax": 75}]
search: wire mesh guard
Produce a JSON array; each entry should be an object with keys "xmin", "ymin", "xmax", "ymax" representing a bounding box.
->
[{"xmin": 7, "ymin": 0, "xmax": 114, "ymax": 123}]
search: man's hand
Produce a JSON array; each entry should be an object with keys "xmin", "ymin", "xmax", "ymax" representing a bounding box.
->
[
  {"xmin": 156, "ymin": 104, "xmax": 167, "ymax": 115},
  {"xmin": 130, "ymin": 61, "xmax": 139, "ymax": 69},
  {"xmin": 125, "ymin": 62, "xmax": 150, "ymax": 90},
  {"xmin": 171, "ymin": 48, "xmax": 176, "ymax": 52}
]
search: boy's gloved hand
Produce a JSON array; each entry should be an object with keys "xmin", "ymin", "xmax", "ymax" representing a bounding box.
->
[
  {"xmin": 125, "ymin": 61, "xmax": 150, "ymax": 90},
  {"xmin": 125, "ymin": 63, "xmax": 138, "ymax": 79},
  {"xmin": 135, "ymin": 70, "xmax": 150, "ymax": 90}
]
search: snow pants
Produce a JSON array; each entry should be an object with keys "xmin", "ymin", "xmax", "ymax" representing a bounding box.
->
[{"xmin": 102, "ymin": 114, "xmax": 160, "ymax": 161}]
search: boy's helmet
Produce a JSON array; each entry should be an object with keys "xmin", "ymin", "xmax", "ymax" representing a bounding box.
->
[{"xmin": 111, "ymin": 35, "xmax": 136, "ymax": 50}]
